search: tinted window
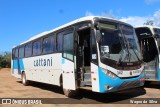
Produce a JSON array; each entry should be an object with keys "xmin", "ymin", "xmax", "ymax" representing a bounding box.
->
[
  {"xmin": 43, "ymin": 36, "xmax": 55, "ymax": 54},
  {"xmin": 135, "ymin": 27, "xmax": 152, "ymax": 40},
  {"xmin": 19, "ymin": 46, "xmax": 24, "ymax": 58},
  {"xmin": 25, "ymin": 43, "xmax": 32, "ymax": 57},
  {"xmin": 100, "ymin": 28, "xmax": 122, "ymax": 54},
  {"xmin": 33, "ymin": 39, "xmax": 41, "ymax": 56},
  {"xmin": 12, "ymin": 49, "xmax": 15, "ymax": 59},
  {"xmin": 63, "ymin": 33, "xmax": 73, "ymax": 60},
  {"xmin": 154, "ymin": 28, "xmax": 160, "ymax": 36},
  {"xmin": 15, "ymin": 48, "xmax": 18, "ymax": 58},
  {"xmin": 91, "ymin": 32, "xmax": 98, "ymax": 64},
  {"xmin": 57, "ymin": 32, "xmax": 63, "ymax": 51},
  {"xmin": 155, "ymin": 29, "xmax": 160, "ymax": 51}
]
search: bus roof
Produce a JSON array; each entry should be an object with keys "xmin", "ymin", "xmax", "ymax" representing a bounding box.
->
[
  {"xmin": 135, "ymin": 25, "xmax": 160, "ymax": 29},
  {"xmin": 18, "ymin": 16, "xmax": 129, "ymax": 46}
]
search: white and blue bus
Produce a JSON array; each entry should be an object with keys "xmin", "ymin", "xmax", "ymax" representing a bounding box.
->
[
  {"xmin": 135, "ymin": 25, "xmax": 160, "ymax": 82},
  {"xmin": 12, "ymin": 16, "xmax": 145, "ymax": 97}
]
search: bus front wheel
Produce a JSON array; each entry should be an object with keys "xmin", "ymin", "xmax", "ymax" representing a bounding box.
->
[
  {"xmin": 63, "ymin": 88, "xmax": 78, "ymax": 98},
  {"xmin": 22, "ymin": 72, "xmax": 29, "ymax": 86}
]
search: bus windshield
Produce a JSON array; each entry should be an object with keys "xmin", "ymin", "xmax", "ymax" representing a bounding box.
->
[
  {"xmin": 154, "ymin": 28, "xmax": 160, "ymax": 52},
  {"xmin": 154, "ymin": 28, "xmax": 160, "ymax": 35},
  {"xmin": 99, "ymin": 23, "xmax": 142, "ymax": 65}
]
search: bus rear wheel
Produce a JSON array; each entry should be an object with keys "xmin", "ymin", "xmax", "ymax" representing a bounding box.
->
[
  {"xmin": 63, "ymin": 88, "xmax": 79, "ymax": 98},
  {"xmin": 22, "ymin": 72, "xmax": 29, "ymax": 86}
]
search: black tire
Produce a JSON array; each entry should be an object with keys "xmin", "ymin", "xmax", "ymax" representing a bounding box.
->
[
  {"xmin": 63, "ymin": 88, "xmax": 79, "ymax": 98},
  {"xmin": 22, "ymin": 72, "xmax": 29, "ymax": 86}
]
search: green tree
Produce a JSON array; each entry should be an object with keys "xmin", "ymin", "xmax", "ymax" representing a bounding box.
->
[
  {"xmin": 0, "ymin": 54, "xmax": 2, "ymax": 69},
  {"xmin": 0, "ymin": 51, "xmax": 11, "ymax": 68},
  {"xmin": 144, "ymin": 20, "xmax": 154, "ymax": 26}
]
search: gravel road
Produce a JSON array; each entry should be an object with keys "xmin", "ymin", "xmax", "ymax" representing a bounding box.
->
[{"xmin": 0, "ymin": 68, "xmax": 160, "ymax": 107}]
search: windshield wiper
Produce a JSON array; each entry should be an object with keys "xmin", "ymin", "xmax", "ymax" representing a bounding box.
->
[
  {"xmin": 126, "ymin": 45, "xmax": 131, "ymax": 62},
  {"xmin": 117, "ymin": 30, "xmax": 131, "ymax": 65},
  {"xmin": 129, "ymin": 45, "xmax": 141, "ymax": 61},
  {"xmin": 117, "ymin": 50, "xmax": 123, "ymax": 65},
  {"xmin": 117, "ymin": 48, "xmax": 131, "ymax": 65},
  {"xmin": 116, "ymin": 34, "xmax": 125, "ymax": 65}
]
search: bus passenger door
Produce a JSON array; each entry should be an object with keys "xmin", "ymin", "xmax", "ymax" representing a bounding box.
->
[
  {"xmin": 141, "ymin": 37, "xmax": 158, "ymax": 80},
  {"xmin": 17, "ymin": 59, "xmax": 21, "ymax": 75},
  {"xmin": 62, "ymin": 31, "xmax": 76, "ymax": 90},
  {"xmin": 12, "ymin": 48, "xmax": 21, "ymax": 78},
  {"xmin": 13, "ymin": 59, "xmax": 20, "ymax": 74}
]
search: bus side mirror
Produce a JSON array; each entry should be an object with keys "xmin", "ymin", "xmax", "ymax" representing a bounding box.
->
[{"xmin": 96, "ymin": 30, "xmax": 101, "ymax": 43}]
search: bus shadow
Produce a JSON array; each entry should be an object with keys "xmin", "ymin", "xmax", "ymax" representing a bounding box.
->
[
  {"xmin": 16, "ymin": 81, "xmax": 146, "ymax": 103},
  {"xmin": 144, "ymin": 81, "xmax": 160, "ymax": 89},
  {"xmin": 75, "ymin": 87, "xmax": 146, "ymax": 103},
  {"xmin": 16, "ymin": 81, "xmax": 64, "ymax": 95}
]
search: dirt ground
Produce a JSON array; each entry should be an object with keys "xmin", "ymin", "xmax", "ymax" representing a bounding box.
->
[{"xmin": 0, "ymin": 68, "xmax": 160, "ymax": 107}]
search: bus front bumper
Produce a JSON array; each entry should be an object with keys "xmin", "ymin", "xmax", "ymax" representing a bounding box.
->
[{"xmin": 98, "ymin": 68, "xmax": 145, "ymax": 93}]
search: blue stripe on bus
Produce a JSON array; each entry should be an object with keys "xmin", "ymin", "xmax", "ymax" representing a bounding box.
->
[
  {"xmin": 19, "ymin": 59, "xmax": 24, "ymax": 71},
  {"xmin": 62, "ymin": 58, "xmax": 65, "ymax": 64},
  {"xmin": 98, "ymin": 67, "xmax": 145, "ymax": 93},
  {"xmin": 13, "ymin": 59, "xmax": 24, "ymax": 71},
  {"xmin": 98, "ymin": 67, "xmax": 121, "ymax": 92},
  {"xmin": 158, "ymin": 69, "xmax": 160, "ymax": 81},
  {"xmin": 13, "ymin": 60, "xmax": 18, "ymax": 69}
]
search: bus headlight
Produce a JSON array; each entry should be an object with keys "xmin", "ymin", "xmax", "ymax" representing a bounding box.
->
[{"xmin": 102, "ymin": 68, "xmax": 117, "ymax": 79}]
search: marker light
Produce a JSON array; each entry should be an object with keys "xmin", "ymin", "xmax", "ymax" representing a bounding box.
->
[{"xmin": 140, "ymin": 78, "xmax": 145, "ymax": 82}]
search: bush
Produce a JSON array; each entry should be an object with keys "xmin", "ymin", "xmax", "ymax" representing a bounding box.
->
[{"xmin": 0, "ymin": 51, "xmax": 11, "ymax": 68}]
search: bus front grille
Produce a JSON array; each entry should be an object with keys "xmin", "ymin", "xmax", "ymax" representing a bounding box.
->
[{"xmin": 118, "ymin": 80, "xmax": 140, "ymax": 90}]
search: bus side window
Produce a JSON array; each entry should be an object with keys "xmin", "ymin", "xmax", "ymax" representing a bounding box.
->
[
  {"xmin": 25, "ymin": 43, "xmax": 32, "ymax": 57},
  {"xmin": 19, "ymin": 46, "xmax": 24, "ymax": 58},
  {"xmin": 43, "ymin": 35, "xmax": 55, "ymax": 54},
  {"xmin": 12, "ymin": 49, "xmax": 15, "ymax": 59},
  {"xmin": 57, "ymin": 32, "xmax": 63, "ymax": 52},
  {"xmin": 15, "ymin": 48, "xmax": 19, "ymax": 59},
  {"xmin": 33, "ymin": 39, "xmax": 41, "ymax": 56}
]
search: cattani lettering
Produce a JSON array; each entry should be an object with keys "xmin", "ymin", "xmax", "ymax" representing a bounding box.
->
[{"xmin": 34, "ymin": 57, "xmax": 52, "ymax": 67}]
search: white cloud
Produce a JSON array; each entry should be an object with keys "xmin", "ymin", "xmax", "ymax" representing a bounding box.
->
[
  {"xmin": 145, "ymin": 0, "xmax": 160, "ymax": 4},
  {"xmin": 85, "ymin": 9, "xmax": 160, "ymax": 27},
  {"xmin": 85, "ymin": 10, "xmax": 116, "ymax": 18},
  {"xmin": 153, "ymin": 10, "xmax": 160, "ymax": 26},
  {"xmin": 85, "ymin": 11, "xmax": 94, "ymax": 16},
  {"xmin": 120, "ymin": 16, "xmax": 150, "ymax": 26},
  {"xmin": 101, "ymin": 10, "xmax": 115, "ymax": 18},
  {"xmin": 120, "ymin": 10, "xmax": 160, "ymax": 27}
]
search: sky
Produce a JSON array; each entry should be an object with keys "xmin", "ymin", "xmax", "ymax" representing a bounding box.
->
[{"xmin": 0, "ymin": 0, "xmax": 160, "ymax": 52}]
